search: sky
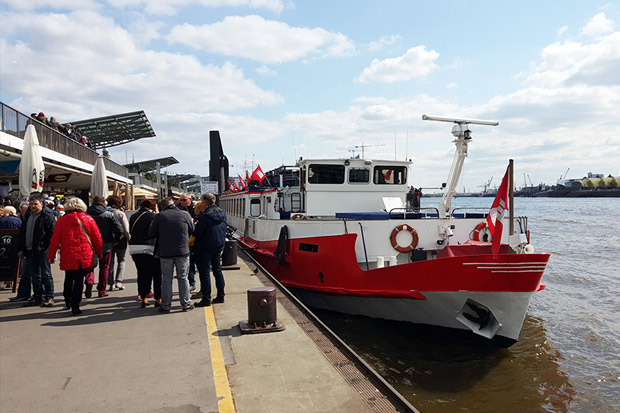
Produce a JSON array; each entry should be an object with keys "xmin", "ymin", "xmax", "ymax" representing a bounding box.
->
[{"xmin": 1, "ymin": 0, "xmax": 619, "ymax": 192}]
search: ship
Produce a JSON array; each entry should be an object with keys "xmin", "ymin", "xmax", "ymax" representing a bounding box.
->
[{"xmin": 212, "ymin": 115, "xmax": 550, "ymax": 345}]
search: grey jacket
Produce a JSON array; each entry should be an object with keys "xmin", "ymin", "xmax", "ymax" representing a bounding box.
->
[{"xmin": 148, "ymin": 205, "xmax": 194, "ymax": 258}]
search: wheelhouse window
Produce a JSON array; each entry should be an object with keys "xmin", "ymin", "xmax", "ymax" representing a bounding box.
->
[
  {"xmin": 250, "ymin": 198, "xmax": 261, "ymax": 216},
  {"xmin": 373, "ymin": 166, "xmax": 407, "ymax": 185},
  {"xmin": 307, "ymin": 164, "xmax": 345, "ymax": 184},
  {"xmin": 348, "ymin": 167, "xmax": 370, "ymax": 183}
]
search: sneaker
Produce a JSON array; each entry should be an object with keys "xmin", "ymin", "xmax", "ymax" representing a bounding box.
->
[
  {"xmin": 147, "ymin": 292, "xmax": 154, "ymax": 298},
  {"xmin": 85, "ymin": 284, "xmax": 93, "ymax": 298},
  {"xmin": 191, "ymin": 291, "xmax": 202, "ymax": 299},
  {"xmin": 115, "ymin": 282, "xmax": 125, "ymax": 290},
  {"xmin": 41, "ymin": 298, "xmax": 54, "ymax": 307},
  {"xmin": 23, "ymin": 298, "xmax": 41, "ymax": 307},
  {"xmin": 195, "ymin": 300, "xmax": 211, "ymax": 307},
  {"xmin": 158, "ymin": 308, "xmax": 171, "ymax": 314},
  {"xmin": 212, "ymin": 296, "xmax": 225, "ymax": 304},
  {"xmin": 72, "ymin": 309, "xmax": 83, "ymax": 316},
  {"xmin": 9, "ymin": 296, "xmax": 29, "ymax": 302},
  {"xmin": 182, "ymin": 304, "xmax": 195, "ymax": 312}
]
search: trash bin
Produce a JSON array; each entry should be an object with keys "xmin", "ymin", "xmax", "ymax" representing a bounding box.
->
[{"xmin": 222, "ymin": 239, "xmax": 238, "ymax": 266}]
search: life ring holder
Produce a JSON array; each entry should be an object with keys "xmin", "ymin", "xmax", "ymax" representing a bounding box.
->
[
  {"xmin": 390, "ymin": 224, "xmax": 419, "ymax": 253},
  {"xmin": 291, "ymin": 214, "xmax": 308, "ymax": 220},
  {"xmin": 472, "ymin": 221, "xmax": 492, "ymax": 242}
]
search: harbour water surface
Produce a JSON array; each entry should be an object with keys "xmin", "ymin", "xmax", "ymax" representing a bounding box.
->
[{"xmin": 315, "ymin": 197, "xmax": 620, "ymax": 412}]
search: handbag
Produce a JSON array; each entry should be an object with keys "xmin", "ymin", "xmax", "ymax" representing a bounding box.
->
[{"xmin": 77, "ymin": 216, "xmax": 98, "ymax": 270}]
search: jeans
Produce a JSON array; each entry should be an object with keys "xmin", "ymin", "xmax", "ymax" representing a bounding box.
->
[
  {"xmin": 16, "ymin": 258, "xmax": 31, "ymax": 299},
  {"xmin": 64, "ymin": 264, "xmax": 86, "ymax": 311},
  {"xmin": 160, "ymin": 256, "xmax": 191, "ymax": 311},
  {"xmin": 108, "ymin": 247, "xmax": 127, "ymax": 286},
  {"xmin": 85, "ymin": 250, "xmax": 112, "ymax": 295},
  {"xmin": 196, "ymin": 249, "xmax": 225, "ymax": 302},
  {"xmin": 26, "ymin": 249, "xmax": 54, "ymax": 300}
]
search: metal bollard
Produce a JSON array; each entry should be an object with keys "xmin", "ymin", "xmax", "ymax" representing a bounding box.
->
[
  {"xmin": 222, "ymin": 239, "xmax": 238, "ymax": 266},
  {"xmin": 239, "ymin": 287, "xmax": 285, "ymax": 334}
]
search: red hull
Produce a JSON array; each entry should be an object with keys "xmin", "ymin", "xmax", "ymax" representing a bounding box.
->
[{"xmin": 241, "ymin": 233, "xmax": 548, "ymax": 298}]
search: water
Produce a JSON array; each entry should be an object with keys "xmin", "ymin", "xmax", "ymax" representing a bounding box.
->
[{"xmin": 314, "ymin": 197, "xmax": 620, "ymax": 412}]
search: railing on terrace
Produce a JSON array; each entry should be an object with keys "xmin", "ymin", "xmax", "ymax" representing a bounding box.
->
[{"xmin": 0, "ymin": 102, "xmax": 128, "ymax": 178}]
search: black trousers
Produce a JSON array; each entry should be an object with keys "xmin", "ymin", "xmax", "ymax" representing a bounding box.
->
[
  {"xmin": 132, "ymin": 254, "xmax": 162, "ymax": 300},
  {"xmin": 64, "ymin": 265, "xmax": 86, "ymax": 311}
]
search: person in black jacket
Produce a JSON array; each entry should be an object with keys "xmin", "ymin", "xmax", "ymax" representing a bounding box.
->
[
  {"xmin": 148, "ymin": 198, "xmax": 195, "ymax": 313},
  {"xmin": 128, "ymin": 199, "xmax": 161, "ymax": 308},
  {"xmin": 18, "ymin": 193, "xmax": 56, "ymax": 307},
  {"xmin": 86, "ymin": 196, "xmax": 122, "ymax": 298},
  {"xmin": 193, "ymin": 193, "xmax": 227, "ymax": 307}
]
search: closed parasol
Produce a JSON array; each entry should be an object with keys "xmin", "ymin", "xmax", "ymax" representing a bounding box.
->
[
  {"xmin": 90, "ymin": 156, "xmax": 108, "ymax": 199},
  {"xmin": 19, "ymin": 124, "xmax": 45, "ymax": 198}
]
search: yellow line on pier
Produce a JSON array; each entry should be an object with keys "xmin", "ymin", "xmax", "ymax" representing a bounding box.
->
[{"xmin": 204, "ymin": 306, "xmax": 235, "ymax": 412}]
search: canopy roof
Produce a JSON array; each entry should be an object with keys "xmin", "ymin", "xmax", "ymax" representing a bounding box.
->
[
  {"xmin": 124, "ymin": 156, "xmax": 179, "ymax": 173},
  {"xmin": 70, "ymin": 111, "xmax": 155, "ymax": 149}
]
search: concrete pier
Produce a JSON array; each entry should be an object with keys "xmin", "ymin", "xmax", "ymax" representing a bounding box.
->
[{"xmin": 0, "ymin": 255, "xmax": 377, "ymax": 412}]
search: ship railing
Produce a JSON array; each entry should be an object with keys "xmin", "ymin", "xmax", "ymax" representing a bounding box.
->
[
  {"xmin": 450, "ymin": 207, "xmax": 489, "ymax": 219},
  {"xmin": 0, "ymin": 102, "xmax": 128, "ymax": 178},
  {"xmin": 388, "ymin": 207, "xmax": 439, "ymax": 218}
]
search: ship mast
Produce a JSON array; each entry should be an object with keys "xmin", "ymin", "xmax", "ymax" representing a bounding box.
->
[{"xmin": 422, "ymin": 115, "xmax": 499, "ymax": 218}]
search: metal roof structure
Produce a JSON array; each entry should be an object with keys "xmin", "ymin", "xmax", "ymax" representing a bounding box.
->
[
  {"xmin": 124, "ymin": 156, "xmax": 179, "ymax": 173},
  {"xmin": 70, "ymin": 111, "xmax": 156, "ymax": 149}
]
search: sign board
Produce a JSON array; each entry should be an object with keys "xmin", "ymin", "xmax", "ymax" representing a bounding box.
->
[
  {"xmin": 0, "ymin": 229, "xmax": 20, "ymax": 281},
  {"xmin": 200, "ymin": 181, "xmax": 219, "ymax": 195},
  {"xmin": 0, "ymin": 161, "xmax": 20, "ymax": 175}
]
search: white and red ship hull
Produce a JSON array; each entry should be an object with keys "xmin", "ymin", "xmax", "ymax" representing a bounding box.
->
[{"xmin": 239, "ymin": 231, "xmax": 548, "ymax": 343}]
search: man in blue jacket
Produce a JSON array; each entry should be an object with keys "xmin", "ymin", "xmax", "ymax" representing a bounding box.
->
[
  {"xmin": 193, "ymin": 193, "xmax": 227, "ymax": 307},
  {"xmin": 148, "ymin": 197, "xmax": 195, "ymax": 313}
]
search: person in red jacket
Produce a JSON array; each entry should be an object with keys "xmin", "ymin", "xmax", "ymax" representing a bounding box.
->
[{"xmin": 48, "ymin": 197, "xmax": 102, "ymax": 315}]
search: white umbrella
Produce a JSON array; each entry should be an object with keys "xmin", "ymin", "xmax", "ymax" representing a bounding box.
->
[
  {"xmin": 90, "ymin": 155, "xmax": 108, "ymax": 199},
  {"xmin": 19, "ymin": 124, "xmax": 45, "ymax": 198}
]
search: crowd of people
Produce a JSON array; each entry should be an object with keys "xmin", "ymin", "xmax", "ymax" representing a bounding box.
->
[
  {"xmin": 30, "ymin": 111, "xmax": 94, "ymax": 149},
  {"xmin": 5, "ymin": 191, "xmax": 228, "ymax": 316}
]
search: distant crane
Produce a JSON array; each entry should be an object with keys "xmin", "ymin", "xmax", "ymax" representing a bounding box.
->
[
  {"xmin": 478, "ymin": 176, "xmax": 493, "ymax": 194},
  {"xmin": 560, "ymin": 167, "xmax": 570, "ymax": 180}
]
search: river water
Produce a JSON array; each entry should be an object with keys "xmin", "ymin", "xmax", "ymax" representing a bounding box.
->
[{"xmin": 314, "ymin": 197, "xmax": 620, "ymax": 412}]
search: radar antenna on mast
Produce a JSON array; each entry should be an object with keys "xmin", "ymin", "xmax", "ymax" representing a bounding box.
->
[{"xmin": 422, "ymin": 115, "xmax": 499, "ymax": 218}]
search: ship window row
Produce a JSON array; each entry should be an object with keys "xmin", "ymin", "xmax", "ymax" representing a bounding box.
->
[
  {"xmin": 220, "ymin": 198, "xmax": 245, "ymax": 217},
  {"xmin": 307, "ymin": 164, "xmax": 407, "ymax": 185}
]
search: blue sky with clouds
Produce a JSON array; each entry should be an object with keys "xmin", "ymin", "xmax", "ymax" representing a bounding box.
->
[{"xmin": 1, "ymin": 0, "xmax": 619, "ymax": 191}]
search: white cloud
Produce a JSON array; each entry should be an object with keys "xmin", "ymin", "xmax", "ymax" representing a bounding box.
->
[
  {"xmin": 168, "ymin": 15, "xmax": 356, "ymax": 63},
  {"xmin": 105, "ymin": 0, "xmax": 285, "ymax": 16},
  {"xmin": 557, "ymin": 25, "xmax": 568, "ymax": 36},
  {"xmin": 0, "ymin": 0, "xmax": 100, "ymax": 11},
  {"xmin": 355, "ymin": 46, "xmax": 439, "ymax": 83},
  {"xmin": 581, "ymin": 12, "xmax": 614, "ymax": 37},
  {"xmin": 0, "ymin": 10, "xmax": 283, "ymax": 117},
  {"xmin": 256, "ymin": 65, "xmax": 277, "ymax": 76},
  {"xmin": 519, "ymin": 30, "xmax": 620, "ymax": 87},
  {"xmin": 368, "ymin": 34, "xmax": 402, "ymax": 51}
]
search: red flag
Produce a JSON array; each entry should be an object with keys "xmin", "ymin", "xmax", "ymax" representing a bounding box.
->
[
  {"xmin": 251, "ymin": 165, "xmax": 265, "ymax": 183},
  {"xmin": 232, "ymin": 179, "xmax": 241, "ymax": 192},
  {"xmin": 487, "ymin": 165, "xmax": 510, "ymax": 255},
  {"xmin": 238, "ymin": 174, "xmax": 247, "ymax": 190},
  {"xmin": 246, "ymin": 170, "xmax": 251, "ymax": 183}
]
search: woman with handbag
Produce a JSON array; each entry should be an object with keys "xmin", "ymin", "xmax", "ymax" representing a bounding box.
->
[
  {"xmin": 129, "ymin": 199, "xmax": 161, "ymax": 308},
  {"xmin": 48, "ymin": 197, "xmax": 103, "ymax": 315}
]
